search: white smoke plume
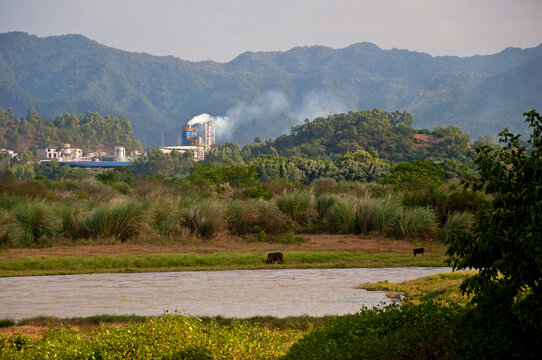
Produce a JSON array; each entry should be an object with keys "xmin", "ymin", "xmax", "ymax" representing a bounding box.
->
[
  {"xmin": 187, "ymin": 113, "xmax": 212, "ymax": 125},
  {"xmin": 187, "ymin": 88, "xmax": 349, "ymax": 143},
  {"xmin": 293, "ymin": 89, "xmax": 348, "ymax": 122},
  {"xmin": 188, "ymin": 90, "xmax": 290, "ymax": 142}
]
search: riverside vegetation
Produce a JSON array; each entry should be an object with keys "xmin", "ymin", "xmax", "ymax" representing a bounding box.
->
[
  {"xmin": 1, "ymin": 111, "xmax": 540, "ymax": 358},
  {"xmin": 0, "ymin": 170, "xmax": 484, "ymax": 276}
]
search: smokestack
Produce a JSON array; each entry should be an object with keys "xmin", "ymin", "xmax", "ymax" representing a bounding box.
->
[{"xmin": 203, "ymin": 121, "xmax": 215, "ymax": 148}]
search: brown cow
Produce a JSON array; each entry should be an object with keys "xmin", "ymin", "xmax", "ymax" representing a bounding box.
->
[
  {"xmin": 413, "ymin": 248, "xmax": 425, "ymax": 256},
  {"xmin": 267, "ymin": 252, "xmax": 284, "ymax": 264}
]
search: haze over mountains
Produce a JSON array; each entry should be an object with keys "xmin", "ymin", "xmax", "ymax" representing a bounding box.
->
[{"xmin": 0, "ymin": 31, "xmax": 541, "ymax": 146}]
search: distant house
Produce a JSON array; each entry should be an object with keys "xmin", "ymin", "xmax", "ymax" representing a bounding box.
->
[
  {"xmin": 37, "ymin": 146, "xmax": 61, "ymax": 160},
  {"xmin": 37, "ymin": 144, "xmax": 83, "ymax": 161}
]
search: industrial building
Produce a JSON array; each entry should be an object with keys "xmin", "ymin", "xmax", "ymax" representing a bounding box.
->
[
  {"xmin": 37, "ymin": 144, "xmax": 83, "ymax": 161},
  {"xmin": 160, "ymin": 121, "xmax": 215, "ymax": 161}
]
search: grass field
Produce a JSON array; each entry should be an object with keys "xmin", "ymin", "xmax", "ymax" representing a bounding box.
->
[
  {"xmin": 359, "ymin": 270, "xmax": 475, "ymax": 305},
  {"xmin": 0, "ymin": 235, "xmax": 448, "ymax": 277}
]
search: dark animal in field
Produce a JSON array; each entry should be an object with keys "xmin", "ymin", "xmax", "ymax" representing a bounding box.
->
[
  {"xmin": 267, "ymin": 252, "xmax": 284, "ymax": 264},
  {"xmin": 413, "ymin": 248, "xmax": 425, "ymax": 256}
]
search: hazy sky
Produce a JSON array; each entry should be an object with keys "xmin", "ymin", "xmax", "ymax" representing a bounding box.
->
[{"xmin": 1, "ymin": 0, "xmax": 541, "ymax": 62}]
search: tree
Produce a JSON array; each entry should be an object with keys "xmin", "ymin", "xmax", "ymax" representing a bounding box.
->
[
  {"xmin": 446, "ymin": 109, "xmax": 542, "ymax": 357},
  {"xmin": 379, "ymin": 160, "xmax": 444, "ymax": 190}
]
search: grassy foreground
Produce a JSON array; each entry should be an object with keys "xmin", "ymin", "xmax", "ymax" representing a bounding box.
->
[
  {"xmin": 0, "ymin": 314, "xmax": 305, "ymax": 359},
  {"xmin": 0, "ymin": 249, "xmax": 447, "ymax": 277}
]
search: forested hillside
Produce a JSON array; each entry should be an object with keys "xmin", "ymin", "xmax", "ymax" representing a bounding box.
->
[
  {"xmin": 0, "ymin": 32, "xmax": 541, "ymax": 145},
  {"xmin": 199, "ymin": 109, "xmax": 473, "ymax": 184},
  {"xmin": 0, "ymin": 106, "xmax": 142, "ymax": 152},
  {"xmin": 216, "ymin": 109, "xmax": 473, "ymax": 162}
]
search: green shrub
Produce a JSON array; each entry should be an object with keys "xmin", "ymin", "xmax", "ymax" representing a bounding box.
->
[
  {"xmin": 364, "ymin": 183, "xmax": 394, "ymax": 198},
  {"xmin": 284, "ymin": 302, "xmax": 468, "ymax": 360},
  {"xmin": 164, "ymin": 347, "xmax": 212, "ymax": 360},
  {"xmin": 278, "ymin": 234, "xmax": 307, "ymax": 245},
  {"xmin": 309, "ymin": 178, "xmax": 338, "ymax": 197},
  {"xmin": 0, "ymin": 319, "xmax": 15, "ymax": 328},
  {"xmin": 275, "ymin": 189, "xmax": 317, "ymax": 225},
  {"xmin": 8, "ymin": 333, "xmax": 31, "ymax": 351},
  {"xmin": 0, "ymin": 314, "xmax": 300, "ymax": 359},
  {"xmin": 401, "ymin": 184, "xmax": 488, "ymax": 224},
  {"xmin": 326, "ymin": 197, "xmax": 358, "ymax": 234},
  {"xmin": 393, "ymin": 207, "xmax": 438, "ymax": 240}
]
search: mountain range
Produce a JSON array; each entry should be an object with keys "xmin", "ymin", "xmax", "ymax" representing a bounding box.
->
[{"xmin": 0, "ymin": 31, "xmax": 541, "ymax": 146}]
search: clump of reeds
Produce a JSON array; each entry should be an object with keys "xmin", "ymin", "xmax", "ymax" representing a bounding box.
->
[
  {"xmin": 226, "ymin": 200, "xmax": 260, "ymax": 235},
  {"xmin": 355, "ymin": 197, "xmax": 374, "ymax": 235},
  {"xmin": 0, "ymin": 210, "xmax": 16, "ymax": 246},
  {"xmin": 180, "ymin": 199, "xmax": 225, "ymax": 239},
  {"xmin": 84, "ymin": 201, "xmax": 146, "ymax": 242},
  {"xmin": 149, "ymin": 197, "xmax": 185, "ymax": 236},
  {"xmin": 275, "ymin": 189, "xmax": 317, "ymax": 225},
  {"xmin": 226, "ymin": 199, "xmax": 292, "ymax": 236},
  {"xmin": 325, "ymin": 197, "xmax": 358, "ymax": 234},
  {"xmin": 393, "ymin": 206, "xmax": 438, "ymax": 240},
  {"xmin": 60, "ymin": 204, "xmax": 86, "ymax": 241},
  {"xmin": 316, "ymin": 193, "xmax": 340, "ymax": 221},
  {"xmin": 12, "ymin": 201, "xmax": 53, "ymax": 244},
  {"xmin": 441, "ymin": 211, "xmax": 473, "ymax": 241},
  {"xmin": 369, "ymin": 196, "xmax": 402, "ymax": 236}
]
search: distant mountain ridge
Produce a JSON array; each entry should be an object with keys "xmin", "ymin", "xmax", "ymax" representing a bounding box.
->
[{"xmin": 0, "ymin": 31, "xmax": 541, "ymax": 146}]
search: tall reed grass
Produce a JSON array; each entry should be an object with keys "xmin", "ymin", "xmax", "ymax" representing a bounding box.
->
[
  {"xmin": 369, "ymin": 196, "xmax": 402, "ymax": 236},
  {"xmin": 441, "ymin": 211, "xmax": 473, "ymax": 241},
  {"xmin": 393, "ymin": 206, "xmax": 438, "ymax": 240},
  {"xmin": 325, "ymin": 197, "xmax": 358, "ymax": 234},
  {"xmin": 149, "ymin": 197, "xmax": 185, "ymax": 236},
  {"xmin": 226, "ymin": 199, "xmax": 292, "ymax": 236},
  {"xmin": 316, "ymin": 194, "xmax": 340, "ymax": 221},
  {"xmin": 355, "ymin": 197, "xmax": 374, "ymax": 235},
  {"xmin": 60, "ymin": 204, "xmax": 85, "ymax": 241},
  {"xmin": 84, "ymin": 202, "xmax": 146, "ymax": 242},
  {"xmin": 11, "ymin": 201, "xmax": 53, "ymax": 244},
  {"xmin": 275, "ymin": 189, "xmax": 317, "ymax": 225},
  {"xmin": 180, "ymin": 199, "xmax": 225, "ymax": 239},
  {"xmin": 0, "ymin": 210, "xmax": 16, "ymax": 246}
]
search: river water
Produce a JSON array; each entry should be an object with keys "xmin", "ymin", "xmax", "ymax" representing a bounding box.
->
[{"xmin": 0, "ymin": 267, "xmax": 450, "ymax": 320}]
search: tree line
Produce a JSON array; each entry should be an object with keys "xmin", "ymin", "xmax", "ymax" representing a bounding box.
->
[{"xmin": 0, "ymin": 106, "xmax": 142, "ymax": 153}]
